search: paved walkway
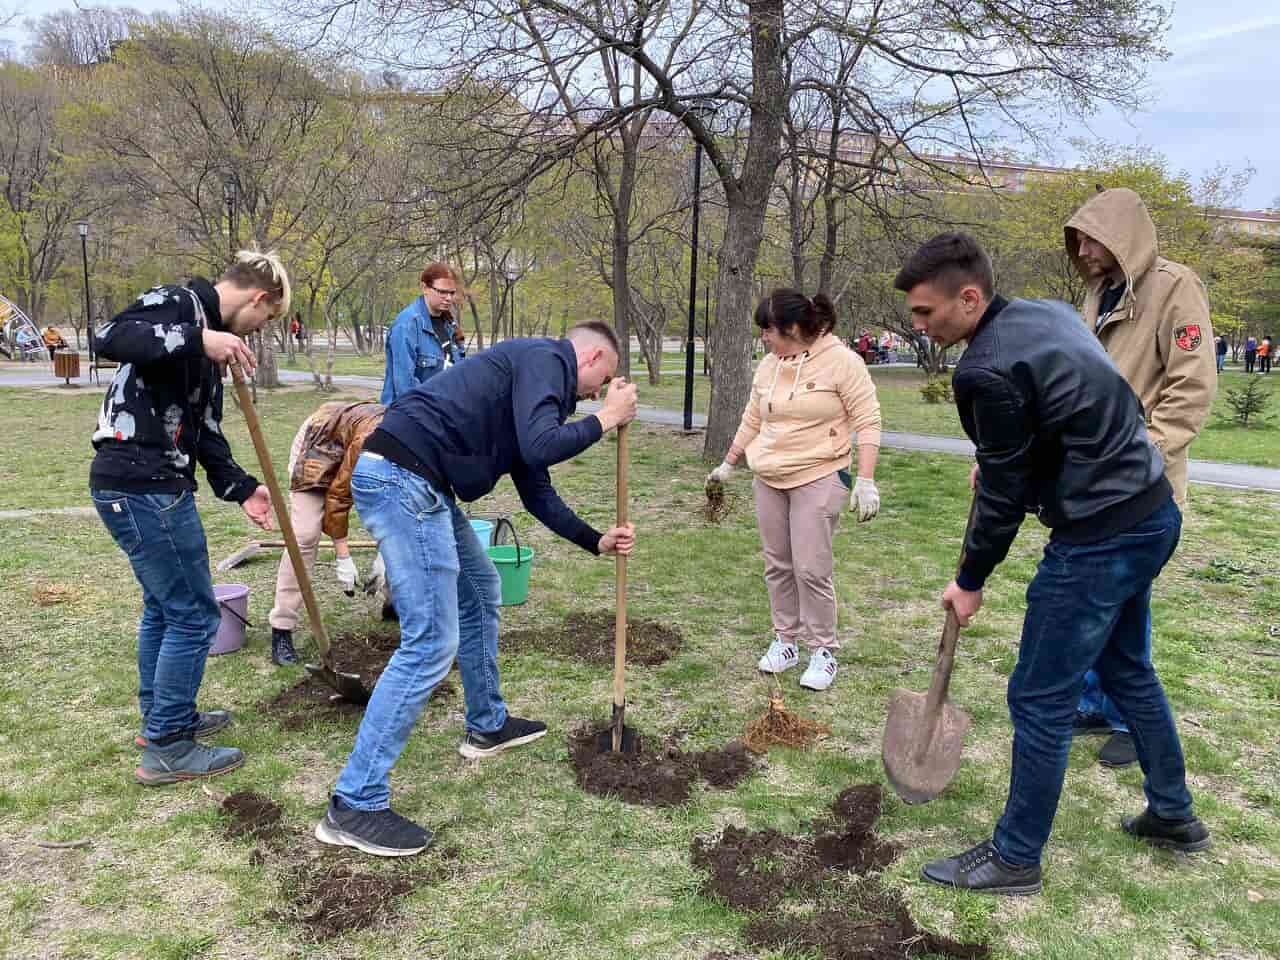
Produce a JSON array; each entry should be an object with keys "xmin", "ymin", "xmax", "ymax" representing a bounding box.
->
[{"xmin": 3, "ymin": 367, "xmax": 1275, "ymax": 494}]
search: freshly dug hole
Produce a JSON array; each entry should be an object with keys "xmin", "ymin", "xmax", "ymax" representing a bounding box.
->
[
  {"xmin": 273, "ymin": 857, "xmax": 430, "ymax": 941},
  {"xmin": 568, "ymin": 725, "xmax": 758, "ymax": 806}
]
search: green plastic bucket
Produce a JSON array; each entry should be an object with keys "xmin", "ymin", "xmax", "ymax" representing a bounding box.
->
[{"xmin": 487, "ymin": 539, "xmax": 535, "ymax": 606}]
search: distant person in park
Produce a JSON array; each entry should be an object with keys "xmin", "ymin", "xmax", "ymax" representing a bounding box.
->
[
  {"xmin": 42, "ymin": 324, "xmax": 67, "ymax": 360},
  {"xmin": 705, "ymin": 289, "xmax": 882, "ymax": 692},
  {"xmin": 896, "ymin": 231, "xmax": 1209, "ymax": 897},
  {"xmin": 290, "ymin": 313, "xmax": 305, "ymax": 349},
  {"xmin": 1215, "ymin": 334, "xmax": 1227, "ymax": 373},
  {"xmin": 1065, "ymin": 187, "xmax": 1216, "ymax": 769},
  {"xmin": 1260, "ymin": 335, "xmax": 1273, "ymax": 374},
  {"xmin": 856, "ymin": 328, "xmax": 874, "ymax": 363},
  {"xmin": 1244, "ymin": 334, "xmax": 1257, "ymax": 373},
  {"xmin": 268, "ymin": 400, "xmax": 386, "ymax": 667},
  {"xmin": 380, "ymin": 262, "xmax": 467, "ymax": 403},
  {"xmin": 315, "ymin": 321, "xmax": 638, "ymax": 857},
  {"xmin": 89, "ymin": 250, "xmax": 290, "ymax": 786}
]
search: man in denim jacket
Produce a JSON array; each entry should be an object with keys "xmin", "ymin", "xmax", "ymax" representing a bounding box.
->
[{"xmin": 380, "ymin": 262, "xmax": 466, "ymax": 403}]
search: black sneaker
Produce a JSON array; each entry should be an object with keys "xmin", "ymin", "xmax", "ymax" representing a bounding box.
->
[
  {"xmin": 1122, "ymin": 809, "xmax": 1211, "ymax": 853},
  {"xmin": 1072, "ymin": 712, "xmax": 1113, "ymax": 736},
  {"xmin": 314, "ymin": 796, "xmax": 432, "ymax": 857},
  {"xmin": 457, "ymin": 716, "xmax": 547, "ymax": 759},
  {"xmin": 1098, "ymin": 732, "xmax": 1139, "ymax": 768},
  {"xmin": 271, "ymin": 628, "xmax": 298, "ymax": 666},
  {"xmin": 135, "ymin": 710, "xmax": 232, "ymax": 749},
  {"xmin": 921, "ymin": 839, "xmax": 1043, "ymax": 896}
]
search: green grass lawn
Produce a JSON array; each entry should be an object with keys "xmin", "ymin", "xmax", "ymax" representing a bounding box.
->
[
  {"xmin": 1, "ymin": 383, "xmax": 1278, "ymax": 959},
  {"xmin": 284, "ymin": 353, "xmax": 1280, "ymax": 467}
]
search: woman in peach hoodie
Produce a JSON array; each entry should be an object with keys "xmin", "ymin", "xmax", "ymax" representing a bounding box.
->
[{"xmin": 705, "ymin": 289, "xmax": 882, "ymax": 691}]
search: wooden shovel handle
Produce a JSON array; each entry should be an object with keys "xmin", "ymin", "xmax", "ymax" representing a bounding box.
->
[
  {"xmin": 924, "ymin": 488, "xmax": 980, "ymax": 716},
  {"xmin": 228, "ymin": 362, "xmax": 332, "ymax": 663},
  {"xmin": 612, "ymin": 424, "xmax": 629, "ymax": 712}
]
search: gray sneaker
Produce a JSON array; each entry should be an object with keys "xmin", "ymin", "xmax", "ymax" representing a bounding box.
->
[
  {"xmin": 135, "ymin": 709, "xmax": 232, "ymax": 749},
  {"xmin": 135, "ymin": 739, "xmax": 245, "ymax": 786}
]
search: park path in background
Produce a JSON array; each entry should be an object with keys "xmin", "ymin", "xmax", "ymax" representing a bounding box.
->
[{"xmin": 2, "ymin": 367, "xmax": 1276, "ymax": 494}]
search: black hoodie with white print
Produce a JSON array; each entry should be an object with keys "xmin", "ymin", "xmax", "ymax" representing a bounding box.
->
[{"xmin": 89, "ymin": 277, "xmax": 259, "ymax": 503}]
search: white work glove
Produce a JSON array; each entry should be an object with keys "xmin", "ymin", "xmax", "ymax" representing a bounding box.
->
[
  {"xmin": 335, "ymin": 555, "xmax": 358, "ymax": 596},
  {"xmin": 850, "ymin": 477, "xmax": 880, "ymax": 522},
  {"xmin": 363, "ymin": 552, "xmax": 386, "ymax": 597},
  {"xmin": 705, "ymin": 460, "xmax": 734, "ymax": 493}
]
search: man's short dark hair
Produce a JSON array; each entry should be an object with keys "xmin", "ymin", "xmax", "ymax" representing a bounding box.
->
[
  {"xmin": 893, "ymin": 232, "xmax": 995, "ymax": 298},
  {"xmin": 568, "ymin": 321, "xmax": 621, "ymax": 355}
]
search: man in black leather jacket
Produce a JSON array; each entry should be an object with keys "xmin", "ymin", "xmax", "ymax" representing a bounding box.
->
[{"xmin": 893, "ymin": 232, "xmax": 1209, "ymax": 896}]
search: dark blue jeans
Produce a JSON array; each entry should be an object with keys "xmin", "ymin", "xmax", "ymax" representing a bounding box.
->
[
  {"xmin": 993, "ymin": 498, "xmax": 1195, "ymax": 866},
  {"xmin": 92, "ymin": 489, "xmax": 221, "ymax": 743},
  {"xmin": 334, "ymin": 452, "xmax": 506, "ymax": 810}
]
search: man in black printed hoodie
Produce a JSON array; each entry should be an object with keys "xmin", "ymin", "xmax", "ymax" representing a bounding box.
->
[{"xmin": 90, "ymin": 250, "xmax": 290, "ymax": 786}]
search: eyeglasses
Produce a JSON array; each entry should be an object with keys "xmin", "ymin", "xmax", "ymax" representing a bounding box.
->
[{"xmin": 427, "ymin": 285, "xmax": 459, "ymax": 297}]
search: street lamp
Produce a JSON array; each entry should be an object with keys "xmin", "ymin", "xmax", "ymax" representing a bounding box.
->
[
  {"xmin": 683, "ymin": 99, "xmax": 716, "ymax": 431},
  {"xmin": 222, "ymin": 175, "xmax": 237, "ymax": 260},
  {"xmin": 505, "ymin": 265, "xmax": 518, "ymax": 343},
  {"xmin": 703, "ymin": 238, "xmax": 714, "ymax": 376},
  {"xmin": 77, "ymin": 221, "xmax": 92, "ymax": 373}
]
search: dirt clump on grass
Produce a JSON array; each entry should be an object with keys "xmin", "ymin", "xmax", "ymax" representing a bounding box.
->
[
  {"xmin": 220, "ymin": 791, "xmax": 285, "ymax": 841},
  {"xmin": 273, "ymin": 854, "xmax": 449, "ymax": 941},
  {"xmin": 745, "ymin": 885, "xmax": 989, "ymax": 960},
  {"xmin": 503, "ymin": 612, "xmax": 682, "ymax": 666},
  {"xmin": 568, "ymin": 724, "xmax": 758, "ymax": 806},
  {"xmin": 258, "ymin": 630, "xmax": 456, "ymax": 730},
  {"xmin": 691, "ymin": 783, "xmax": 988, "ymax": 960},
  {"xmin": 31, "ymin": 581, "xmax": 75, "ymax": 606}
]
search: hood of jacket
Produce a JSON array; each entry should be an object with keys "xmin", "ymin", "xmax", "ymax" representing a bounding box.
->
[{"xmin": 1064, "ymin": 188, "xmax": 1158, "ymax": 288}]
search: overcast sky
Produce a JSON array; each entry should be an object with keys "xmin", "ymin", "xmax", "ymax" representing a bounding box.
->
[{"xmin": 5, "ymin": 0, "xmax": 1277, "ymax": 210}]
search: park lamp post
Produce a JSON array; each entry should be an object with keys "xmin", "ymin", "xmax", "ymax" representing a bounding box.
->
[
  {"xmin": 505, "ymin": 265, "xmax": 518, "ymax": 343},
  {"xmin": 77, "ymin": 221, "xmax": 93, "ymax": 370},
  {"xmin": 683, "ymin": 99, "xmax": 716, "ymax": 432}
]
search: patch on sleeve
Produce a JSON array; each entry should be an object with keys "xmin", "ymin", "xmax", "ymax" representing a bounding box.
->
[{"xmin": 1174, "ymin": 324, "xmax": 1202, "ymax": 352}]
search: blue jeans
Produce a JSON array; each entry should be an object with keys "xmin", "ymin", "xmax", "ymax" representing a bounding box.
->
[
  {"xmin": 92, "ymin": 489, "xmax": 221, "ymax": 743},
  {"xmin": 993, "ymin": 498, "xmax": 1194, "ymax": 866},
  {"xmin": 1216, "ymin": 354, "xmax": 1226, "ymax": 373},
  {"xmin": 334, "ymin": 452, "xmax": 505, "ymax": 810}
]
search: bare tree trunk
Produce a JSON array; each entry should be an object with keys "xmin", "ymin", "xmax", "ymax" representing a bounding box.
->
[{"xmin": 704, "ymin": 0, "xmax": 786, "ymax": 460}]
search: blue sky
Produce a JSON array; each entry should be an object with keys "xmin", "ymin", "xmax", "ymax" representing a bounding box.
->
[{"xmin": 4, "ymin": 0, "xmax": 1278, "ymax": 209}]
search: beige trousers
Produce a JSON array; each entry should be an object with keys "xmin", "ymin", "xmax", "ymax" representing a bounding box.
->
[
  {"xmin": 268, "ymin": 420, "xmax": 324, "ymax": 631},
  {"xmin": 753, "ymin": 471, "xmax": 847, "ymax": 650}
]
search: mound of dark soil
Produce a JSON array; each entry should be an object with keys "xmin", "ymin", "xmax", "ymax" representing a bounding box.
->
[
  {"xmin": 503, "ymin": 613, "xmax": 683, "ymax": 666},
  {"xmin": 274, "ymin": 857, "xmax": 431, "ymax": 941},
  {"xmin": 691, "ymin": 783, "xmax": 989, "ymax": 960},
  {"xmin": 691, "ymin": 825, "xmax": 818, "ymax": 912},
  {"xmin": 568, "ymin": 725, "xmax": 758, "ymax": 806},
  {"xmin": 258, "ymin": 630, "xmax": 456, "ymax": 730},
  {"xmin": 220, "ymin": 791, "xmax": 285, "ymax": 842},
  {"xmin": 745, "ymin": 884, "xmax": 989, "ymax": 960}
]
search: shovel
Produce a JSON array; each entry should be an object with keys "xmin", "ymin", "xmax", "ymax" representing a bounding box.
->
[
  {"xmin": 228, "ymin": 361, "xmax": 372, "ymax": 705},
  {"xmin": 882, "ymin": 490, "xmax": 979, "ymax": 804},
  {"xmin": 595, "ymin": 423, "xmax": 640, "ymax": 755},
  {"xmin": 216, "ymin": 539, "xmax": 378, "ymax": 572}
]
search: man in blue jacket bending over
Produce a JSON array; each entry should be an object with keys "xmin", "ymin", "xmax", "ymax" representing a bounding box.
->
[{"xmin": 317, "ymin": 320, "xmax": 639, "ymax": 857}]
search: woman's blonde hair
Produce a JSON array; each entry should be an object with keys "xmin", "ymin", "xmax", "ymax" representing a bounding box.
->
[{"xmin": 222, "ymin": 249, "xmax": 292, "ymax": 317}]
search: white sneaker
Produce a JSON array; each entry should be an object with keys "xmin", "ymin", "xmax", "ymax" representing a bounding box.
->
[
  {"xmin": 799, "ymin": 648, "xmax": 838, "ymax": 691},
  {"xmin": 757, "ymin": 637, "xmax": 800, "ymax": 673}
]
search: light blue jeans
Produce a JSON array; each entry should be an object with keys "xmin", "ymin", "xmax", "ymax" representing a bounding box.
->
[{"xmin": 334, "ymin": 452, "xmax": 505, "ymax": 810}]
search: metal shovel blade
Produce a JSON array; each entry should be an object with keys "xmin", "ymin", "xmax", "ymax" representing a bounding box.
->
[
  {"xmin": 594, "ymin": 702, "xmax": 641, "ymax": 755},
  {"xmin": 882, "ymin": 687, "xmax": 970, "ymax": 804},
  {"xmin": 305, "ymin": 661, "xmax": 372, "ymax": 706}
]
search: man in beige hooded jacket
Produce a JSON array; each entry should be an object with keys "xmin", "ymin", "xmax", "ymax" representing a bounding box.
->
[{"xmin": 1064, "ymin": 187, "xmax": 1216, "ymax": 768}]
